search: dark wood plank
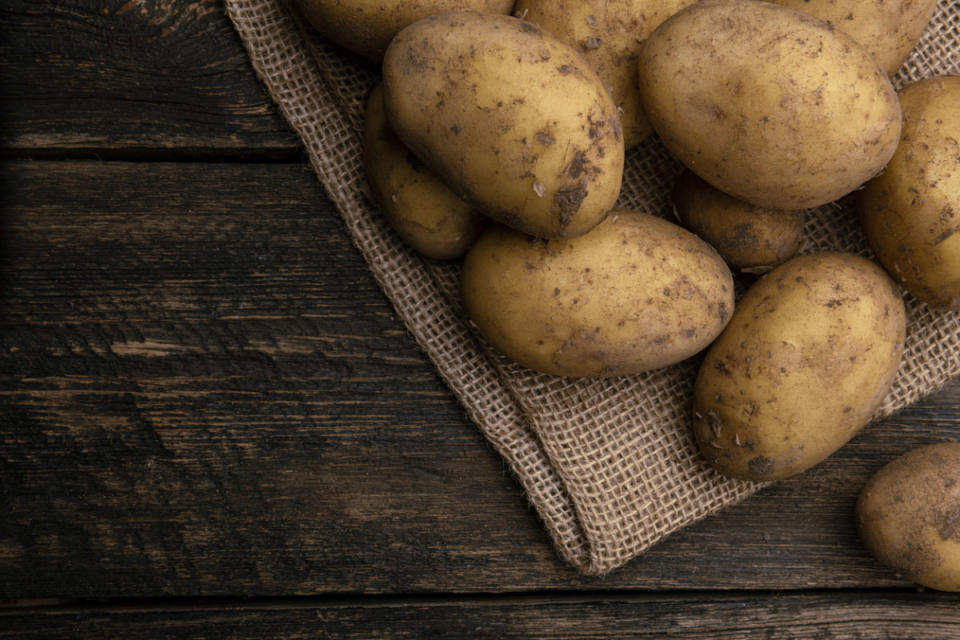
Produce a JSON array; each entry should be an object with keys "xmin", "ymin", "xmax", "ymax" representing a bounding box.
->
[
  {"xmin": 2, "ymin": 160, "xmax": 959, "ymax": 598},
  {"xmin": 0, "ymin": 0, "xmax": 300, "ymax": 157},
  {"xmin": 0, "ymin": 159, "xmax": 568, "ymax": 599},
  {"xmin": 1, "ymin": 591, "xmax": 958, "ymax": 639}
]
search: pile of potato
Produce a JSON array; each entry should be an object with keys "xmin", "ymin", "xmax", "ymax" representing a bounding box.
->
[{"xmin": 295, "ymin": 0, "xmax": 960, "ymax": 590}]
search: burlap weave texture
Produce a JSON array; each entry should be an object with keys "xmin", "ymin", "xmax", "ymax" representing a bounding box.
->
[{"xmin": 225, "ymin": 0, "xmax": 960, "ymax": 574}]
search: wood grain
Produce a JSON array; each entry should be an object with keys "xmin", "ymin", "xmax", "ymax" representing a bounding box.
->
[
  {"xmin": 0, "ymin": 0, "xmax": 301, "ymax": 157},
  {"xmin": 5, "ymin": 1, "xmax": 959, "ymax": 635},
  {"xmin": 2, "ymin": 160, "xmax": 959, "ymax": 599},
  {"xmin": 1, "ymin": 591, "xmax": 958, "ymax": 639}
]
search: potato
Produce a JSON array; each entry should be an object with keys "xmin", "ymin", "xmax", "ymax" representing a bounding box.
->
[
  {"xmin": 513, "ymin": 0, "xmax": 698, "ymax": 148},
  {"xmin": 857, "ymin": 441, "xmax": 960, "ymax": 592},
  {"xmin": 362, "ymin": 84, "xmax": 486, "ymax": 260},
  {"xmin": 768, "ymin": 0, "xmax": 938, "ymax": 77},
  {"xmin": 383, "ymin": 12, "xmax": 624, "ymax": 240},
  {"xmin": 293, "ymin": 0, "xmax": 514, "ymax": 61},
  {"xmin": 636, "ymin": 0, "xmax": 902, "ymax": 210},
  {"xmin": 461, "ymin": 209, "xmax": 734, "ymax": 377},
  {"xmin": 672, "ymin": 170, "xmax": 804, "ymax": 273},
  {"xmin": 857, "ymin": 76, "xmax": 960, "ymax": 311},
  {"xmin": 692, "ymin": 253, "xmax": 906, "ymax": 481}
]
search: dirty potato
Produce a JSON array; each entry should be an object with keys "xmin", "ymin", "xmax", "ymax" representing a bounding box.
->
[
  {"xmin": 857, "ymin": 441, "xmax": 960, "ymax": 592},
  {"xmin": 672, "ymin": 170, "xmax": 804, "ymax": 272},
  {"xmin": 637, "ymin": 0, "xmax": 902, "ymax": 210},
  {"xmin": 461, "ymin": 209, "xmax": 734, "ymax": 377},
  {"xmin": 857, "ymin": 75, "xmax": 960, "ymax": 311},
  {"xmin": 769, "ymin": 0, "xmax": 938, "ymax": 76},
  {"xmin": 514, "ymin": 0, "xmax": 698, "ymax": 148},
  {"xmin": 383, "ymin": 12, "xmax": 624, "ymax": 239},
  {"xmin": 363, "ymin": 84, "xmax": 486, "ymax": 260},
  {"xmin": 692, "ymin": 253, "xmax": 906, "ymax": 481},
  {"xmin": 293, "ymin": 0, "xmax": 515, "ymax": 61}
]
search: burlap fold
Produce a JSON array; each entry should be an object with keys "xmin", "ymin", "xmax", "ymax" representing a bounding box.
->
[{"xmin": 225, "ymin": 0, "xmax": 960, "ymax": 574}]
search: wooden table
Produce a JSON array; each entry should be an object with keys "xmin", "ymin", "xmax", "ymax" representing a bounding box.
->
[{"xmin": 2, "ymin": 2, "xmax": 958, "ymax": 637}]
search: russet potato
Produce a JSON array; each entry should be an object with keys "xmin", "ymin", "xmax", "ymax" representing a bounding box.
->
[
  {"xmin": 857, "ymin": 441, "xmax": 960, "ymax": 592},
  {"xmin": 293, "ymin": 0, "xmax": 515, "ymax": 61},
  {"xmin": 637, "ymin": 0, "xmax": 902, "ymax": 210},
  {"xmin": 513, "ymin": 0, "xmax": 698, "ymax": 148},
  {"xmin": 768, "ymin": 0, "xmax": 938, "ymax": 76},
  {"xmin": 363, "ymin": 84, "xmax": 486, "ymax": 260},
  {"xmin": 461, "ymin": 209, "xmax": 734, "ymax": 377},
  {"xmin": 857, "ymin": 75, "xmax": 960, "ymax": 311},
  {"xmin": 383, "ymin": 11, "xmax": 624, "ymax": 240},
  {"xmin": 692, "ymin": 253, "xmax": 906, "ymax": 481},
  {"xmin": 672, "ymin": 169, "xmax": 804, "ymax": 272}
]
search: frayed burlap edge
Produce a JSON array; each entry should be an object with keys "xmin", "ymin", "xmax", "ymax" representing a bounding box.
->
[{"xmin": 224, "ymin": 0, "xmax": 960, "ymax": 575}]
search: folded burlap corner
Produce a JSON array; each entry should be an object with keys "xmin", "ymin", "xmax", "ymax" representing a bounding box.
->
[{"xmin": 225, "ymin": 0, "xmax": 960, "ymax": 575}]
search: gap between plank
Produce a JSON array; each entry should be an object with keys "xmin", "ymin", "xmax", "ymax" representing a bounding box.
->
[
  {"xmin": 1, "ymin": 147, "xmax": 305, "ymax": 164},
  {"xmin": 0, "ymin": 586, "xmax": 934, "ymax": 616}
]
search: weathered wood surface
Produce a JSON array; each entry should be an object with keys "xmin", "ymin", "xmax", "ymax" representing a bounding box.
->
[
  {"xmin": 2, "ymin": 0, "xmax": 959, "ymax": 634},
  {"xmin": 0, "ymin": 0, "xmax": 300, "ymax": 157},
  {"xmin": 2, "ymin": 160, "xmax": 959, "ymax": 599},
  {"xmin": 2, "ymin": 591, "xmax": 959, "ymax": 639}
]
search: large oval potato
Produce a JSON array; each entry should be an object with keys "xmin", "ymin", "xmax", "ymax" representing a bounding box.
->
[
  {"xmin": 637, "ymin": 0, "xmax": 902, "ymax": 210},
  {"xmin": 461, "ymin": 209, "xmax": 734, "ymax": 377},
  {"xmin": 856, "ymin": 441, "xmax": 960, "ymax": 592},
  {"xmin": 363, "ymin": 84, "xmax": 486, "ymax": 260},
  {"xmin": 293, "ymin": 0, "xmax": 515, "ymax": 61},
  {"xmin": 857, "ymin": 76, "xmax": 960, "ymax": 311},
  {"xmin": 692, "ymin": 253, "xmax": 906, "ymax": 481},
  {"xmin": 769, "ymin": 0, "xmax": 938, "ymax": 76},
  {"xmin": 672, "ymin": 169, "xmax": 804, "ymax": 272},
  {"xmin": 383, "ymin": 12, "xmax": 625, "ymax": 239},
  {"xmin": 514, "ymin": 0, "xmax": 698, "ymax": 148}
]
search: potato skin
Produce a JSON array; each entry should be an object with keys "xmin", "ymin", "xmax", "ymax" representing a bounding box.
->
[
  {"xmin": 857, "ymin": 76, "xmax": 960, "ymax": 311},
  {"xmin": 637, "ymin": 0, "xmax": 902, "ymax": 210},
  {"xmin": 672, "ymin": 170, "xmax": 803, "ymax": 272},
  {"xmin": 692, "ymin": 253, "xmax": 906, "ymax": 481},
  {"xmin": 768, "ymin": 0, "xmax": 938, "ymax": 76},
  {"xmin": 293, "ymin": 0, "xmax": 514, "ymax": 61},
  {"xmin": 362, "ymin": 84, "xmax": 486, "ymax": 260},
  {"xmin": 461, "ymin": 209, "xmax": 734, "ymax": 377},
  {"xmin": 383, "ymin": 12, "xmax": 624, "ymax": 240},
  {"xmin": 514, "ymin": 0, "xmax": 698, "ymax": 148},
  {"xmin": 857, "ymin": 442, "xmax": 960, "ymax": 592}
]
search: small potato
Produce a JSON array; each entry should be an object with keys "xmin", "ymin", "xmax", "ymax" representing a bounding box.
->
[
  {"xmin": 383, "ymin": 12, "xmax": 624, "ymax": 239},
  {"xmin": 857, "ymin": 76, "xmax": 960, "ymax": 311},
  {"xmin": 637, "ymin": 0, "xmax": 902, "ymax": 210},
  {"xmin": 672, "ymin": 170, "xmax": 804, "ymax": 272},
  {"xmin": 857, "ymin": 442, "xmax": 960, "ymax": 592},
  {"xmin": 768, "ymin": 0, "xmax": 938, "ymax": 76},
  {"xmin": 692, "ymin": 253, "xmax": 906, "ymax": 481},
  {"xmin": 461, "ymin": 209, "xmax": 734, "ymax": 377},
  {"xmin": 363, "ymin": 84, "xmax": 486, "ymax": 260},
  {"xmin": 293, "ymin": 0, "xmax": 514, "ymax": 61},
  {"xmin": 514, "ymin": 0, "xmax": 698, "ymax": 148}
]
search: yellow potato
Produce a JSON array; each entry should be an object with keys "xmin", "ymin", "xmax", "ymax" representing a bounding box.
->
[
  {"xmin": 293, "ymin": 0, "xmax": 515, "ymax": 61},
  {"xmin": 768, "ymin": 0, "xmax": 938, "ymax": 76},
  {"xmin": 857, "ymin": 441, "xmax": 960, "ymax": 592},
  {"xmin": 672, "ymin": 170, "xmax": 804, "ymax": 272},
  {"xmin": 363, "ymin": 84, "xmax": 486, "ymax": 260},
  {"xmin": 383, "ymin": 12, "xmax": 624, "ymax": 239},
  {"xmin": 637, "ymin": 0, "xmax": 902, "ymax": 210},
  {"xmin": 692, "ymin": 253, "xmax": 906, "ymax": 481},
  {"xmin": 461, "ymin": 209, "xmax": 734, "ymax": 377},
  {"xmin": 513, "ymin": 0, "xmax": 698, "ymax": 148},
  {"xmin": 857, "ymin": 76, "xmax": 960, "ymax": 311}
]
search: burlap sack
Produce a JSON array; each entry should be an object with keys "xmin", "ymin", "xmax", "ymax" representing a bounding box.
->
[{"xmin": 225, "ymin": 0, "xmax": 960, "ymax": 574}]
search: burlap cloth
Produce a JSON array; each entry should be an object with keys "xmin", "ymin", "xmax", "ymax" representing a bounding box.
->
[{"xmin": 225, "ymin": 0, "xmax": 960, "ymax": 574}]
